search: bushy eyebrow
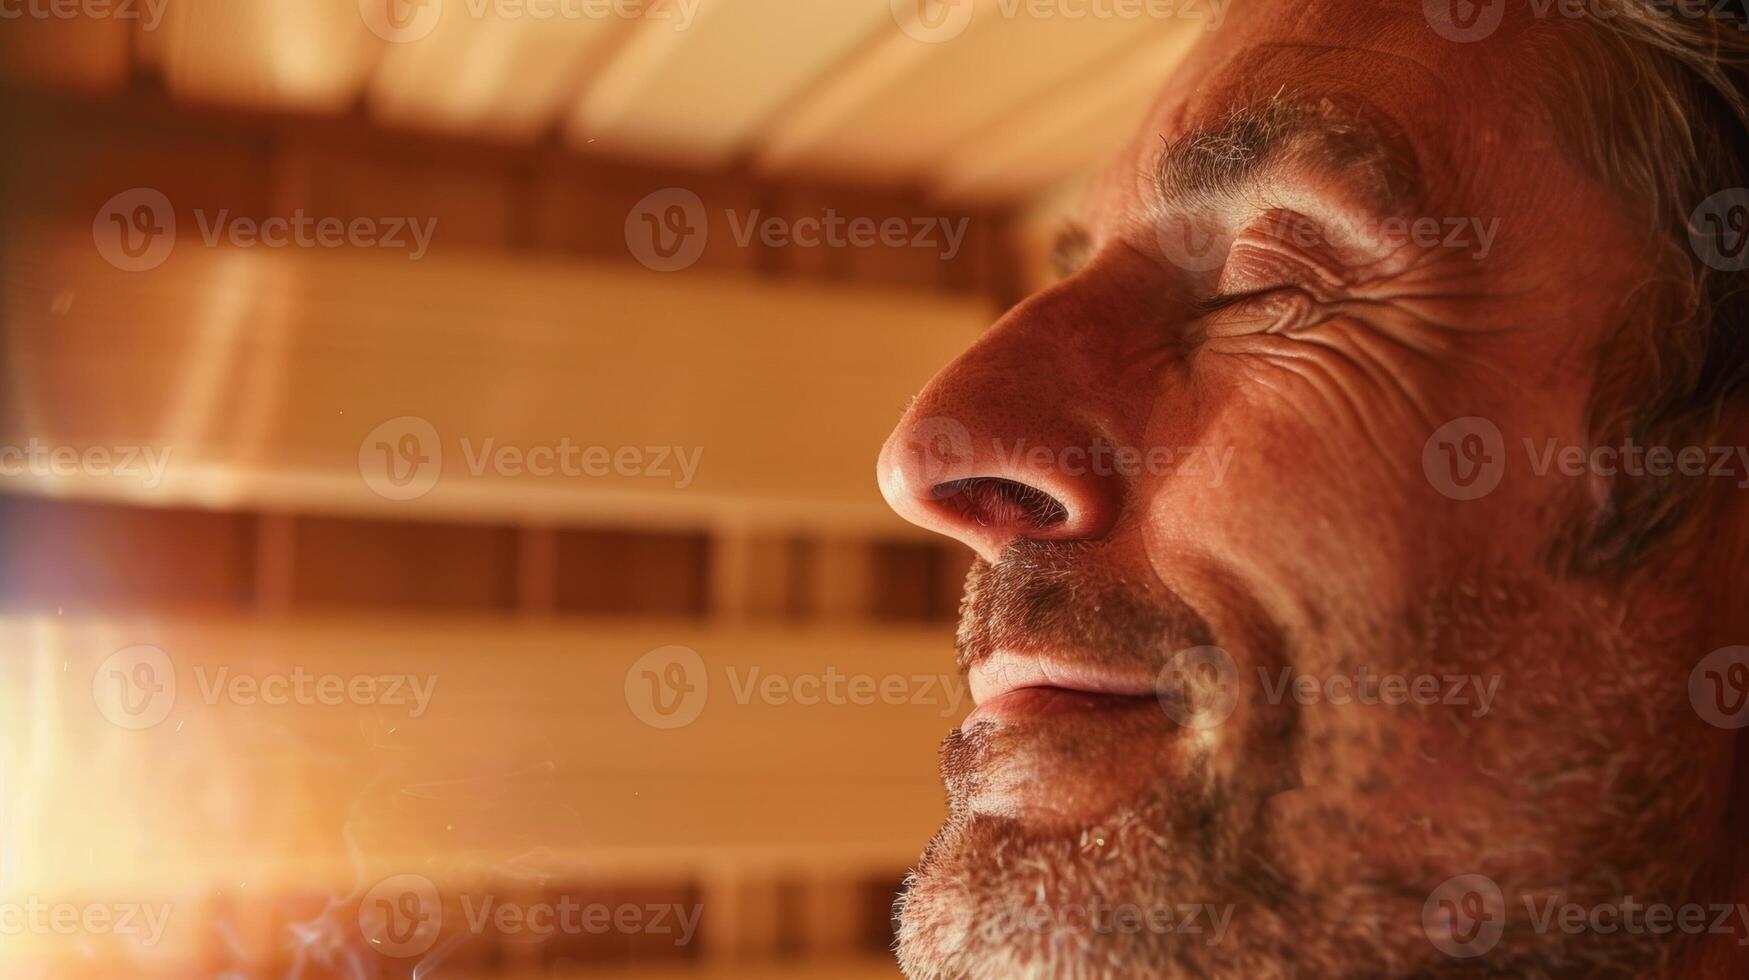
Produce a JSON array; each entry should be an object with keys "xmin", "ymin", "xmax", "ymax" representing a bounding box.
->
[{"xmin": 1153, "ymin": 93, "xmax": 1428, "ymax": 217}]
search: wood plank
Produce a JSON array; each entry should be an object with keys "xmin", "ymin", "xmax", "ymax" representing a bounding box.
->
[
  {"xmin": 0, "ymin": 494, "xmax": 257, "ymax": 611},
  {"xmin": 366, "ymin": 0, "xmax": 625, "ymax": 140},
  {"xmin": 1, "ymin": 220, "xmax": 987, "ymax": 533},
  {"xmin": 288, "ymin": 514, "xmax": 520, "ymax": 609},
  {"xmin": 140, "ymin": 0, "xmax": 382, "ymax": 112},
  {"xmin": 0, "ymin": 613, "xmax": 962, "ymax": 896},
  {"xmin": 930, "ymin": 26, "xmax": 1203, "ymax": 203},
  {"xmin": 757, "ymin": 2, "xmax": 1193, "ymax": 187},
  {"xmin": 0, "ymin": 12, "xmax": 130, "ymax": 92},
  {"xmin": 569, "ymin": 0, "xmax": 891, "ymax": 168}
]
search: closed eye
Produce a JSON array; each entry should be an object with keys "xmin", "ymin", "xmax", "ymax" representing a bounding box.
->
[
  {"xmin": 1196, "ymin": 286, "xmax": 1323, "ymax": 337},
  {"xmin": 1192, "ymin": 286, "xmax": 1290, "ymax": 317}
]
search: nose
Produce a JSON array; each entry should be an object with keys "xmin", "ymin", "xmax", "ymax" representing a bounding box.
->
[{"xmin": 877, "ymin": 273, "xmax": 1139, "ymax": 563}]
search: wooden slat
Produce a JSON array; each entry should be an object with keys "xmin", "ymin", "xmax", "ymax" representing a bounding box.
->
[
  {"xmin": 366, "ymin": 0, "xmax": 626, "ymax": 140},
  {"xmin": 569, "ymin": 0, "xmax": 892, "ymax": 168},
  {"xmin": 287, "ymin": 515, "xmax": 520, "ymax": 609},
  {"xmin": 0, "ymin": 2, "xmax": 1182, "ymax": 210},
  {"xmin": 930, "ymin": 25, "xmax": 1203, "ymax": 203},
  {"xmin": 0, "ymin": 12, "xmax": 131, "ymax": 92},
  {"xmin": 139, "ymin": 0, "xmax": 382, "ymax": 112},
  {"xmin": 1, "ymin": 221, "xmax": 987, "ymax": 533},
  {"xmin": 554, "ymin": 528, "xmax": 710, "ymax": 616},
  {"xmin": 0, "ymin": 495, "xmax": 256, "ymax": 610},
  {"xmin": 0, "ymin": 612, "xmax": 961, "ymax": 896},
  {"xmin": 756, "ymin": 0, "xmax": 1195, "ymax": 188}
]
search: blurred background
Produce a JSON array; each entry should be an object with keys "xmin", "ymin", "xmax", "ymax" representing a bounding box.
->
[{"xmin": 0, "ymin": 1, "xmax": 1207, "ymax": 976}]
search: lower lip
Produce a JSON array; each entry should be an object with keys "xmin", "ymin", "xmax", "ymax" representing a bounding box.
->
[{"xmin": 961, "ymin": 686, "xmax": 1159, "ymax": 728}]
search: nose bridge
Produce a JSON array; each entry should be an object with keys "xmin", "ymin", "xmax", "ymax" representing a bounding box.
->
[{"xmin": 877, "ymin": 267, "xmax": 1157, "ymax": 562}]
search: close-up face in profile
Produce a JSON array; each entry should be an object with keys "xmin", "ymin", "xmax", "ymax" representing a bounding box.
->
[
  {"xmin": 9, "ymin": 1, "xmax": 1749, "ymax": 978},
  {"xmin": 880, "ymin": 1, "xmax": 1749, "ymax": 976}
]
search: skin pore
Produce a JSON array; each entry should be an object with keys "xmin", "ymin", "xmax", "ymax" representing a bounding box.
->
[{"xmin": 877, "ymin": 2, "xmax": 1749, "ymax": 977}]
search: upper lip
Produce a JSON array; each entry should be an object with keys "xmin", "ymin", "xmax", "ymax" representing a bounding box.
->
[{"xmin": 968, "ymin": 651, "xmax": 1161, "ymax": 706}]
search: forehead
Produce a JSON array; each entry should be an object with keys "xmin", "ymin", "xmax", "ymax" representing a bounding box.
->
[{"xmin": 1085, "ymin": 1, "xmax": 1556, "ymax": 229}]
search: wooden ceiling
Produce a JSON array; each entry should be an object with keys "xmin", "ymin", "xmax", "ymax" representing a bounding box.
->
[{"xmin": 1, "ymin": 0, "xmax": 1206, "ymax": 205}]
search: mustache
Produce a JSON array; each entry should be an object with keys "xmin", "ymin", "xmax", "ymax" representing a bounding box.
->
[{"xmin": 955, "ymin": 540, "xmax": 1216, "ymax": 675}]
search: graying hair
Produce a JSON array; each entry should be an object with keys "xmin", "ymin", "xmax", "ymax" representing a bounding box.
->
[{"xmin": 1533, "ymin": 1, "xmax": 1749, "ymax": 575}]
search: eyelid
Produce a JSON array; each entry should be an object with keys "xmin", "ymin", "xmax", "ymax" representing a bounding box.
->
[
  {"xmin": 1192, "ymin": 286, "xmax": 1282, "ymax": 316},
  {"xmin": 1196, "ymin": 286, "xmax": 1321, "ymax": 336}
]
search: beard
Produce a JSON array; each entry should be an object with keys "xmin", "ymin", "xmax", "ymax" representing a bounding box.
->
[{"xmin": 895, "ymin": 541, "xmax": 1726, "ymax": 979}]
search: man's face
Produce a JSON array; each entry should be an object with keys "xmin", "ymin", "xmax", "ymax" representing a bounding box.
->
[{"xmin": 879, "ymin": 2, "xmax": 1740, "ymax": 977}]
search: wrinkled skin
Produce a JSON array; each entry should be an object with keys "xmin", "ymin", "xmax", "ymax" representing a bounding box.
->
[{"xmin": 877, "ymin": 2, "xmax": 1749, "ymax": 977}]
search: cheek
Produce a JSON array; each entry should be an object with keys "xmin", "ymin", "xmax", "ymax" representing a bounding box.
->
[
  {"xmin": 1134, "ymin": 367, "xmax": 1449, "ymax": 629},
  {"xmin": 1144, "ymin": 323, "xmax": 1593, "ymax": 618}
]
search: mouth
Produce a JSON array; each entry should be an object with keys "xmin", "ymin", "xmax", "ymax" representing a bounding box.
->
[{"xmin": 962, "ymin": 651, "xmax": 1162, "ymax": 729}]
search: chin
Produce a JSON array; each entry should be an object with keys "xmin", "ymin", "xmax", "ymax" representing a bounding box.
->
[{"xmin": 894, "ymin": 779, "xmax": 1280, "ymax": 980}]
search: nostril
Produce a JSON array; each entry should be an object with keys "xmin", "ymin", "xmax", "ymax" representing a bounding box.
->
[{"xmin": 932, "ymin": 477, "xmax": 1070, "ymax": 531}]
